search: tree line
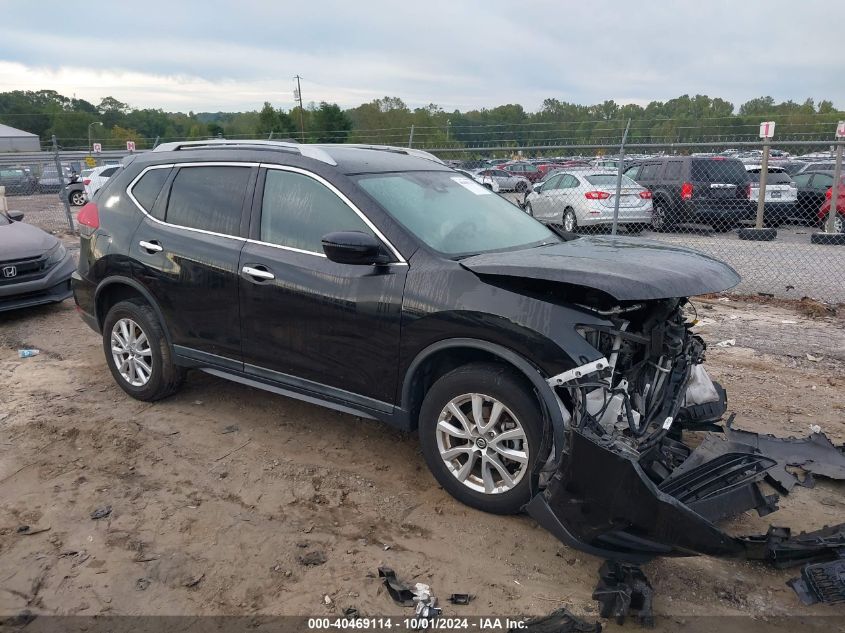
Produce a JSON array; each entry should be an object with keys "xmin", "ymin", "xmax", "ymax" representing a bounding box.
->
[{"xmin": 0, "ymin": 89, "xmax": 841, "ymax": 152}]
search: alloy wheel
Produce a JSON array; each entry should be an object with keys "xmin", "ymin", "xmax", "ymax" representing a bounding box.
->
[
  {"xmin": 435, "ymin": 393, "xmax": 529, "ymax": 494},
  {"xmin": 70, "ymin": 191, "xmax": 86, "ymax": 206},
  {"xmin": 563, "ymin": 210, "xmax": 576, "ymax": 232},
  {"xmin": 651, "ymin": 204, "xmax": 665, "ymax": 230},
  {"xmin": 110, "ymin": 318, "xmax": 153, "ymax": 387}
]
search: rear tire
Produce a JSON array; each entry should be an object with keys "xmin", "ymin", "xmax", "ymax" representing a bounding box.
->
[
  {"xmin": 418, "ymin": 362, "xmax": 546, "ymax": 515},
  {"xmin": 515, "ymin": 181, "xmax": 528, "ymax": 193},
  {"xmin": 651, "ymin": 201, "xmax": 672, "ymax": 231},
  {"xmin": 69, "ymin": 190, "xmax": 86, "ymax": 206},
  {"xmin": 102, "ymin": 299, "xmax": 185, "ymax": 402},
  {"xmin": 562, "ymin": 208, "xmax": 578, "ymax": 232}
]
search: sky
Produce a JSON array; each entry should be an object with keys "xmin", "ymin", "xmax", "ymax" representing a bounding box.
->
[{"xmin": 0, "ymin": 0, "xmax": 842, "ymax": 113}]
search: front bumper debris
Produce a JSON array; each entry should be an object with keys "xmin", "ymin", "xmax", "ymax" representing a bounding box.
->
[{"xmin": 530, "ymin": 428, "xmax": 845, "ymax": 563}]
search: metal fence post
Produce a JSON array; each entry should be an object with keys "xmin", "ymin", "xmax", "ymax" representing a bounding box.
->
[
  {"xmin": 408, "ymin": 124, "xmax": 415, "ymax": 148},
  {"xmin": 826, "ymin": 141, "xmax": 843, "ymax": 233},
  {"xmin": 52, "ymin": 135, "xmax": 75, "ymax": 233},
  {"xmin": 611, "ymin": 119, "xmax": 631, "ymax": 236},
  {"xmin": 754, "ymin": 141, "xmax": 770, "ymax": 230}
]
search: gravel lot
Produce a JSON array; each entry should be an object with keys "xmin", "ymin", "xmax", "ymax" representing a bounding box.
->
[{"xmin": 1, "ymin": 296, "xmax": 844, "ymax": 628}]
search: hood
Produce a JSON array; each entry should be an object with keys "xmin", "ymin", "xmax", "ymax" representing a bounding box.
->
[
  {"xmin": 0, "ymin": 220, "xmax": 58, "ymax": 260},
  {"xmin": 459, "ymin": 236, "xmax": 740, "ymax": 301}
]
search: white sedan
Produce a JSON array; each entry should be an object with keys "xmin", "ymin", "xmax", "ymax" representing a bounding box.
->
[
  {"xmin": 524, "ymin": 171, "xmax": 654, "ymax": 232},
  {"xmin": 83, "ymin": 164, "xmax": 122, "ymax": 199},
  {"xmin": 472, "ymin": 168, "xmax": 531, "ymax": 193}
]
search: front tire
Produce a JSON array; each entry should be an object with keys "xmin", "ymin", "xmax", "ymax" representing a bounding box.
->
[
  {"xmin": 825, "ymin": 211, "xmax": 844, "ymax": 234},
  {"xmin": 102, "ymin": 299, "xmax": 185, "ymax": 402},
  {"xmin": 418, "ymin": 363, "xmax": 545, "ymax": 515},
  {"xmin": 515, "ymin": 181, "xmax": 528, "ymax": 193}
]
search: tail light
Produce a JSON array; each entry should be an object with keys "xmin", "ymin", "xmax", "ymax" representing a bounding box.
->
[
  {"xmin": 639, "ymin": 190, "xmax": 652, "ymax": 199},
  {"xmin": 745, "ymin": 183, "xmax": 752, "ymax": 199},
  {"xmin": 826, "ymin": 188, "xmax": 832, "ymax": 199},
  {"xmin": 77, "ymin": 202, "xmax": 100, "ymax": 231},
  {"xmin": 585, "ymin": 191, "xmax": 611, "ymax": 200},
  {"xmin": 83, "ymin": 178, "xmax": 91, "ymax": 185},
  {"xmin": 681, "ymin": 182, "xmax": 693, "ymax": 200}
]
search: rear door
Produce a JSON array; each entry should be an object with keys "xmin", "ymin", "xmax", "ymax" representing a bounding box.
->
[{"xmin": 128, "ymin": 163, "xmax": 256, "ymax": 366}]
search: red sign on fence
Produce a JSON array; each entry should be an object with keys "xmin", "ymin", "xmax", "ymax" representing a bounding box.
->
[{"xmin": 126, "ymin": 140, "xmax": 136, "ymax": 152}]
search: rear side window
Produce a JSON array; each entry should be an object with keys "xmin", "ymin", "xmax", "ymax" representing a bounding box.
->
[
  {"xmin": 639, "ymin": 164, "xmax": 661, "ymax": 179},
  {"xmin": 260, "ymin": 169, "xmax": 373, "ymax": 253},
  {"xmin": 100, "ymin": 166, "xmax": 120, "ymax": 178},
  {"xmin": 165, "ymin": 166, "xmax": 250, "ymax": 235},
  {"xmin": 131, "ymin": 168, "xmax": 171, "ymax": 216},
  {"xmin": 691, "ymin": 159, "xmax": 750, "ymax": 183},
  {"xmin": 664, "ymin": 162, "xmax": 683, "ymax": 179}
]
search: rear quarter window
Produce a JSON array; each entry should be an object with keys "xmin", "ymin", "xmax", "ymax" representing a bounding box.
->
[{"xmin": 130, "ymin": 168, "xmax": 172, "ymax": 217}]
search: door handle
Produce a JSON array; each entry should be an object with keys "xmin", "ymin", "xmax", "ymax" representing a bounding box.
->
[
  {"xmin": 242, "ymin": 265, "xmax": 275, "ymax": 281},
  {"xmin": 139, "ymin": 240, "xmax": 163, "ymax": 253}
]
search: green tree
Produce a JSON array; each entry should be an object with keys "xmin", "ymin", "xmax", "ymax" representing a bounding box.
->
[{"xmin": 310, "ymin": 102, "xmax": 352, "ymax": 143}]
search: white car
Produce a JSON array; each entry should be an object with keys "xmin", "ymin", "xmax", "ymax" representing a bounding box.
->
[
  {"xmin": 83, "ymin": 164, "xmax": 122, "ymax": 198},
  {"xmin": 745, "ymin": 164, "xmax": 798, "ymax": 226},
  {"xmin": 454, "ymin": 169, "xmax": 500, "ymax": 193},
  {"xmin": 525, "ymin": 171, "xmax": 654, "ymax": 232},
  {"xmin": 472, "ymin": 168, "xmax": 531, "ymax": 192}
]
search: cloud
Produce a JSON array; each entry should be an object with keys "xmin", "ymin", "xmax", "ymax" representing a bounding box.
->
[{"xmin": 0, "ymin": 0, "xmax": 840, "ymax": 112}]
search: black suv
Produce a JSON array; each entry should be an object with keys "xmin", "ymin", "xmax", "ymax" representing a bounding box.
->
[
  {"xmin": 624, "ymin": 156, "xmax": 753, "ymax": 231},
  {"xmin": 72, "ymin": 140, "xmax": 739, "ymax": 518}
]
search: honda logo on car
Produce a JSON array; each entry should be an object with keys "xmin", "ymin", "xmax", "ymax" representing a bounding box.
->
[{"xmin": 3, "ymin": 265, "xmax": 17, "ymax": 278}]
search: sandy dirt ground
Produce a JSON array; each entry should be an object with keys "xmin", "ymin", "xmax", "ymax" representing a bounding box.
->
[{"xmin": 1, "ymin": 296, "xmax": 844, "ymax": 630}]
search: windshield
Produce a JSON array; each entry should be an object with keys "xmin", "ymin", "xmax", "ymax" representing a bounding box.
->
[
  {"xmin": 585, "ymin": 174, "xmax": 638, "ymax": 187},
  {"xmin": 355, "ymin": 171, "xmax": 558, "ymax": 256}
]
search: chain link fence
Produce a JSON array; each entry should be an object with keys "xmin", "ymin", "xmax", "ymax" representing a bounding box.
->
[
  {"xmin": 430, "ymin": 137, "xmax": 845, "ymax": 304},
  {"xmin": 0, "ymin": 134, "xmax": 842, "ymax": 303}
]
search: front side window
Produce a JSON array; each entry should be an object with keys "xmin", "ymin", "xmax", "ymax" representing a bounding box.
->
[
  {"xmin": 812, "ymin": 174, "xmax": 833, "ymax": 188},
  {"xmin": 166, "ymin": 166, "xmax": 251, "ymax": 235},
  {"xmin": 356, "ymin": 171, "xmax": 557, "ymax": 257},
  {"xmin": 260, "ymin": 169, "xmax": 373, "ymax": 253}
]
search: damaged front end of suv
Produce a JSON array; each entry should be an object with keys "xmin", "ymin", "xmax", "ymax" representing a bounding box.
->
[{"xmin": 517, "ymin": 272, "xmax": 845, "ymax": 572}]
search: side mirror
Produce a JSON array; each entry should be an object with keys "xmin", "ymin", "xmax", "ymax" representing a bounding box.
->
[
  {"xmin": 532, "ymin": 183, "xmax": 543, "ymax": 192},
  {"xmin": 7, "ymin": 210, "xmax": 24, "ymax": 222},
  {"xmin": 321, "ymin": 231, "xmax": 389, "ymax": 265}
]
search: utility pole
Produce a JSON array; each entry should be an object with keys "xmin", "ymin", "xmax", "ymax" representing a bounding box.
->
[{"xmin": 294, "ymin": 75, "xmax": 305, "ymax": 142}]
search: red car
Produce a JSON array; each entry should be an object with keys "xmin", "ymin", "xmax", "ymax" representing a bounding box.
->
[
  {"xmin": 535, "ymin": 160, "xmax": 590, "ymax": 178},
  {"xmin": 500, "ymin": 162, "xmax": 544, "ymax": 182},
  {"xmin": 817, "ymin": 178, "xmax": 845, "ymax": 233}
]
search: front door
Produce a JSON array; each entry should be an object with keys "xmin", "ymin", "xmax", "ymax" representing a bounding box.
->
[{"xmin": 239, "ymin": 166, "xmax": 406, "ymax": 409}]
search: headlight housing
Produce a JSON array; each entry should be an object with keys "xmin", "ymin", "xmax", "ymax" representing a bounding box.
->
[{"xmin": 45, "ymin": 243, "xmax": 67, "ymax": 267}]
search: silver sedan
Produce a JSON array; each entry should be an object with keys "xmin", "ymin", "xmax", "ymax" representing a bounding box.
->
[
  {"xmin": 525, "ymin": 171, "xmax": 654, "ymax": 232},
  {"xmin": 473, "ymin": 168, "xmax": 531, "ymax": 193}
]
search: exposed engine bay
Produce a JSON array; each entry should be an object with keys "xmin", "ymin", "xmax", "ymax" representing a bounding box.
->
[{"xmin": 527, "ymin": 298, "xmax": 845, "ymax": 617}]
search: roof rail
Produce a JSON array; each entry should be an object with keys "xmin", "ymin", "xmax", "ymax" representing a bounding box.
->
[
  {"xmin": 319, "ymin": 144, "xmax": 445, "ymax": 165},
  {"xmin": 150, "ymin": 139, "xmax": 337, "ymax": 165}
]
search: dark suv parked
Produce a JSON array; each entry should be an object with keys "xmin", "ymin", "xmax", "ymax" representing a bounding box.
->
[
  {"xmin": 0, "ymin": 167, "xmax": 37, "ymax": 195},
  {"xmin": 72, "ymin": 140, "xmax": 739, "ymax": 518},
  {"xmin": 624, "ymin": 156, "xmax": 753, "ymax": 231}
]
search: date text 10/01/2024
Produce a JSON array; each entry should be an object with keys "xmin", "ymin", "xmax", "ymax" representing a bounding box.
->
[{"xmin": 307, "ymin": 617, "xmax": 527, "ymax": 630}]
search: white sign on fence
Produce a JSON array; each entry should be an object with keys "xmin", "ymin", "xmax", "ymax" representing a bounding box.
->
[
  {"xmin": 836, "ymin": 121, "xmax": 845, "ymax": 139},
  {"xmin": 92, "ymin": 142, "xmax": 102, "ymax": 153},
  {"xmin": 126, "ymin": 140, "xmax": 136, "ymax": 152},
  {"xmin": 759, "ymin": 121, "xmax": 776, "ymax": 139}
]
